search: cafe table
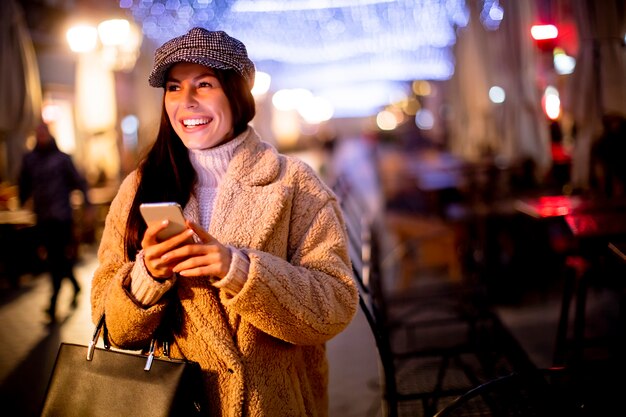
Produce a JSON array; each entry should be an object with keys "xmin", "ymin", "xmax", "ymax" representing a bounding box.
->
[
  {"xmin": 0, "ymin": 209, "xmax": 36, "ymax": 288},
  {"xmin": 558, "ymin": 211, "xmax": 626, "ymax": 365},
  {"xmin": 514, "ymin": 195, "xmax": 626, "ymax": 367},
  {"xmin": 0, "ymin": 209, "xmax": 35, "ymax": 226}
]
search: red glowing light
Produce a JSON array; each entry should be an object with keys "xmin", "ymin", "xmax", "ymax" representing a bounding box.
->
[{"xmin": 531, "ymin": 24, "xmax": 558, "ymax": 40}]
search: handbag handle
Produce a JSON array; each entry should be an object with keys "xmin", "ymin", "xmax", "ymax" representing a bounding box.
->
[
  {"xmin": 87, "ymin": 314, "xmax": 168, "ymax": 372},
  {"xmin": 87, "ymin": 314, "xmax": 106, "ymax": 361}
]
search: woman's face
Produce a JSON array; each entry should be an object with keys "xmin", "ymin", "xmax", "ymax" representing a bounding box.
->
[{"xmin": 164, "ymin": 62, "xmax": 234, "ymax": 150}]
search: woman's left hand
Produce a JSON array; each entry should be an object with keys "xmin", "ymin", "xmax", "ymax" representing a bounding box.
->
[{"xmin": 168, "ymin": 221, "xmax": 233, "ymax": 279}]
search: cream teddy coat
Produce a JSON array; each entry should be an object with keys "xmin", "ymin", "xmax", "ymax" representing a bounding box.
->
[{"xmin": 91, "ymin": 128, "xmax": 359, "ymax": 417}]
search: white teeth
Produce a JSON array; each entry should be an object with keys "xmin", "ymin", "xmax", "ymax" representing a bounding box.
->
[{"xmin": 183, "ymin": 118, "xmax": 209, "ymax": 127}]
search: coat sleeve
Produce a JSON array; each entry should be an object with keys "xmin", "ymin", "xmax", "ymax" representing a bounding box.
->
[
  {"xmin": 222, "ymin": 188, "xmax": 359, "ymax": 346},
  {"xmin": 90, "ymin": 172, "xmax": 169, "ymax": 349}
]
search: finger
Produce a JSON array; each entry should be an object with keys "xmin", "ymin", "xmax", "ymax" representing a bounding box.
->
[
  {"xmin": 143, "ymin": 251, "xmax": 178, "ymax": 278},
  {"xmin": 145, "ymin": 257, "xmax": 174, "ymax": 274},
  {"xmin": 176, "ymin": 261, "xmax": 227, "ymax": 278},
  {"xmin": 142, "ymin": 228, "xmax": 195, "ymax": 278},
  {"xmin": 167, "ymin": 228, "xmax": 196, "ymax": 248},
  {"xmin": 186, "ymin": 221, "xmax": 216, "ymax": 244},
  {"xmin": 173, "ymin": 249, "xmax": 231, "ymax": 278},
  {"xmin": 176, "ymin": 266, "xmax": 218, "ymax": 277},
  {"xmin": 172, "ymin": 252, "xmax": 213, "ymax": 272},
  {"xmin": 147, "ymin": 229, "xmax": 196, "ymax": 255},
  {"xmin": 142, "ymin": 220, "xmax": 170, "ymax": 247}
]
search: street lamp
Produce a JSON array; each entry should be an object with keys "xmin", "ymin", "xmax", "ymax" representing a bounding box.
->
[
  {"xmin": 65, "ymin": 18, "xmax": 142, "ymax": 184},
  {"xmin": 67, "ymin": 18, "xmax": 141, "ymax": 72}
]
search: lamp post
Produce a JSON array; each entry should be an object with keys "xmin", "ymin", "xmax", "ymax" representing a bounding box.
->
[{"xmin": 66, "ymin": 18, "xmax": 141, "ymax": 185}]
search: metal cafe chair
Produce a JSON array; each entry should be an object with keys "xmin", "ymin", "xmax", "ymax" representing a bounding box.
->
[
  {"xmin": 432, "ymin": 369, "xmax": 575, "ymax": 417},
  {"xmin": 333, "ymin": 174, "xmax": 530, "ymax": 417}
]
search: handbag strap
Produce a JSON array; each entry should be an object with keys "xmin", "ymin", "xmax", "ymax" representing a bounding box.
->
[{"xmin": 87, "ymin": 313, "xmax": 167, "ymax": 372}]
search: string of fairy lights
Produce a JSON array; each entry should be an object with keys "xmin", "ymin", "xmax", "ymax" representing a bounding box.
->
[
  {"xmin": 116, "ymin": 0, "xmax": 505, "ymax": 118},
  {"xmin": 120, "ymin": 0, "xmax": 474, "ymax": 87}
]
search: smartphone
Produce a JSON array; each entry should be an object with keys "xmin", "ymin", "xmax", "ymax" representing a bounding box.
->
[{"xmin": 139, "ymin": 202, "xmax": 194, "ymax": 243}]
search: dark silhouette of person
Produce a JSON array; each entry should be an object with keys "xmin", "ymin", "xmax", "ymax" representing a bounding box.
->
[
  {"xmin": 548, "ymin": 119, "xmax": 571, "ymax": 191},
  {"xmin": 18, "ymin": 122, "xmax": 92, "ymax": 323},
  {"xmin": 591, "ymin": 113, "xmax": 626, "ymax": 198}
]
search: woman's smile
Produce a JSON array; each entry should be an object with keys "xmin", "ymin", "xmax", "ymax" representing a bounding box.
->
[{"xmin": 182, "ymin": 117, "xmax": 211, "ymax": 128}]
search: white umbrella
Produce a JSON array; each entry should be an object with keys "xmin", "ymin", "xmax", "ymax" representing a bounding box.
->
[
  {"xmin": 0, "ymin": 0, "xmax": 42, "ymax": 181},
  {"xmin": 448, "ymin": 0, "xmax": 551, "ymax": 175},
  {"xmin": 568, "ymin": 0, "xmax": 626, "ymax": 190}
]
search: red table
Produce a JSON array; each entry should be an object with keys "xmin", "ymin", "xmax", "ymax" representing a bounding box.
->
[
  {"xmin": 515, "ymin": 195, "xmax": 626, "ymax": 367},
  {"xmin": 556, "ymin": 210, "xmax": 626, "ymax": 366}
]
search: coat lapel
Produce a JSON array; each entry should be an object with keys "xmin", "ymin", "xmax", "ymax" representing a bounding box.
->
[
  {"xmin": 210, "ymin": 181, "xmax": 292, "ymax": 250},
  {"xmin": 209, "ymin": 129, "xmax": 292, "ymax": 252}
]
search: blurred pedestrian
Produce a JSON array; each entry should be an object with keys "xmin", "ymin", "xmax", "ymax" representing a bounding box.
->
[
  {"xmin": 591, "ymin": 113, "xmax": 626, "ymax": 198},
  {"xmin": 18, "ymin": 121, "xmax": 92, "ymax": 323},
  {"xmin": 91, "ymin": 27, "xmax": 358, "ymax": 416}
]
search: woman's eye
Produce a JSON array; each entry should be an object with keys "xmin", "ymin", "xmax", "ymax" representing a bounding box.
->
[
  {"xmin": 165, "ymin": 84, "xmax": 180, "ymax": 92},
  {"xmin": 198, "ymin": 81, "xmax": 214, "ymax": 88}
]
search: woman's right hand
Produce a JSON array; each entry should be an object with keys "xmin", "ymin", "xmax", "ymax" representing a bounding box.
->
[{"xmin": 141, "ymin": 220, "xmax": 196, "ymax": 279}]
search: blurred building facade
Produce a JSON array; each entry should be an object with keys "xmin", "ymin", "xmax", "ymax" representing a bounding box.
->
[{"xmin": 0, "ymin": 0, "xmax": 624, "ymax": 194}]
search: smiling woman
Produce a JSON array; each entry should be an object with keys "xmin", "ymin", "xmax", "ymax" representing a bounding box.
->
[{"xmin": 90, "ymin": 27, "xmax": 358, "ymax": 417}]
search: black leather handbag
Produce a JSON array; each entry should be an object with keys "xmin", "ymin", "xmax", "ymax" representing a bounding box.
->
[{"xmin": 40, "ymin": 314, "xmax": 206, "ymax": 417}]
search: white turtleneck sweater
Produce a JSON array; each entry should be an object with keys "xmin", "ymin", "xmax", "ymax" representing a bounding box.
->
[
  {"xmin": 188, "ymin": 133, "xmax": 246, "ymax": 230},
  {"xmin": 128, "ymin": 134, "xmax": 251, "ymax": 307}
]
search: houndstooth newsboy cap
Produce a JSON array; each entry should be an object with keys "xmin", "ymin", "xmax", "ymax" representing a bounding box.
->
[{"xmin": 148, "ymin": 27, "xmax": 255, "ymax": 88}]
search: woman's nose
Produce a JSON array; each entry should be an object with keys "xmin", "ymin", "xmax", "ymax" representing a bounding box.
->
[{"xmin": 183, "ymin": 89, "xmax": 198, "ymax": 108}]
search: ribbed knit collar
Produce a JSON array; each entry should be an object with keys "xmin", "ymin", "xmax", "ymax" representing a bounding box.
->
[{"xmin": 188, "ymin": 132, "xmax": 247, "ymax": 188}]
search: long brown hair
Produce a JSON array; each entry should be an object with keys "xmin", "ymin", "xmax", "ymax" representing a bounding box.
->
[{"xmin": 123, "ymin": 68, "xmax": 256, "ymax": 260}]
